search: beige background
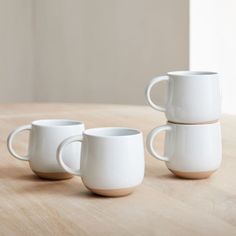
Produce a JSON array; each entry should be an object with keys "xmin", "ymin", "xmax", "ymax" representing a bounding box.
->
[
  {"xmin": 0, "ymin": 0, "xmax": 34, "ymax": 102},
  {"xmin": 0, "ymin": 0, "xmax": 189, "ymax": 105}
]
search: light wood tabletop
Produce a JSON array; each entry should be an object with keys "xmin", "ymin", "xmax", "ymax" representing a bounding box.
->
[{"xmin": 0, "ymin": 103, "xmax": 235, "ymax": 236}]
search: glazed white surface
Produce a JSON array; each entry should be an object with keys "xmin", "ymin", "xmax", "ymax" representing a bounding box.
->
[
  {"xmin": 147, "ymin": 122, "xmax": 222, "ymax": 172},
  {"xmin": 7, "ymin": 119, "xmax": 85, "ymax": 173},
  {"xmin": 145, "ymin": 71, "xmax": 221, "ymax": 123},
  {"xmin": 57, "ymin": 127, "xmax": 145, "ymax": 189}
]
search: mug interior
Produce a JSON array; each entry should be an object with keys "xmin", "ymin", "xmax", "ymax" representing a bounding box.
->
[
  {"xmin": 168, "ymin": 71, "xmax": 218, "ymax": 76},
  {"xmin": 85, "ymin": 127, "xmax": 141, "ymax": 137},
  {"xmin": 32, "ymin": 119, "xmax": 83, "ymax": 127}
]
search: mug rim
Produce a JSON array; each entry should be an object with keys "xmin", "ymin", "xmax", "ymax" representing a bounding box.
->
[
  {"xmin": 84, "ymin": 127, "xmax": 142, "ymax": 138},
  {"xmin": 32, "ymin": 119, "xmax": 84, "ymax": 127},
  {"xmin": 167, "ymin": 71, "xmax": 218, "ymax": 76}
]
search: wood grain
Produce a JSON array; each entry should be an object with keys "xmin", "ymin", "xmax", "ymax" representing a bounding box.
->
[{"xmin": 0, "ymin": 103, "xmax": 235, "ymax": 236}]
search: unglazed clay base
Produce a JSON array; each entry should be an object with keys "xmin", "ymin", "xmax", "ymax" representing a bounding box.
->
[
  {"xmin": 168, "ymin": 119, "xmax": 219, "ymax": 125},
  {"xmin": 169, "ymin": 169, "xmax": 216, "ymax": 179},
  {"xmin": 32, "ymin": 170, "xmax": 73, "ymax": 180},
  {"xmin": 84, "ymin": 184, "xmax": 138, "ymax": 197}
]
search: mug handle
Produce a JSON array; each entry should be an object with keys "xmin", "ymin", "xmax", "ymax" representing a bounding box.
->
[
  {"xmin": 146, "ymin": 124, "xmax": 172, "ymax": 162},
  {"xmin": 145, "ymin": 76, "xmax": 169, "ymax": 112},
  {"xmin": 57, "ymin": 135, "xmax": 83, "ymax": 176},
  {"xmin": 7, "ymin": 125, "xmax": 32, "ymax": 161}
]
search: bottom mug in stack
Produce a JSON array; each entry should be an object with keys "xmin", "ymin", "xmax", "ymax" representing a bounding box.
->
[{"xmin": 146, "ymin": 121, "xmax": 222, "ymax": 179}]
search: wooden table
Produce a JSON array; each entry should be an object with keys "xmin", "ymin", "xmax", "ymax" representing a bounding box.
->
[{"xmin": 0, "ymin": 103, "xmax": 235, "ymax": 236}]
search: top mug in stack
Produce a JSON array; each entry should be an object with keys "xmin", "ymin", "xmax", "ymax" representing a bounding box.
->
[{"xmin": 145, "ymin": 71, "xmax": 221, "ymax": 124}]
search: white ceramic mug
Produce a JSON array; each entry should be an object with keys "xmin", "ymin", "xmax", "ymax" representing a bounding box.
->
[
  {"xmin": 7, "ymin": 119, "xmax": 85, "ymax": 180},
  {"xmin": 146, "ymin": 121, "xmax": 222, "ymax": 179},
  {"xmin": 57, "ymin": 127, "xmax": 144, "ymax": 197},
  {"xmin": 145, "ymin": 71, "xmax": 221, "ymax": 123}
]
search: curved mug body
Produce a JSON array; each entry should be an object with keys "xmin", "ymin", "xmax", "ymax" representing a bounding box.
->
[
  {"xmin": 57, "ymin": 127, "xmax": 145, "ymax": 196},
  {"xmin": 7, "ymin": 119, "xmax": 85, "ymax": 180},
  {"xmin": 145, "ymin": 71, "xmax": 221, "ymax": 123},
  {"xmin": 146, "ymin": 121, "xmax": 222, "ymax": 179}
]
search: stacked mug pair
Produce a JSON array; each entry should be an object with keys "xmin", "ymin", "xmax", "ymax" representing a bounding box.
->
[
  {"xmin": 7, "ymin": 120, "xmax": 144, "ymax": 197},
  {"xmin": 145, "ymin": 71, "xmax": 222, "ymax": 179}
]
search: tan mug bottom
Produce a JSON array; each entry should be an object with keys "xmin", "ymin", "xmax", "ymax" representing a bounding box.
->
[
  {"xmin": 168, "ymin": 119, "xmax": 219, "ymax": 125},
  {"xmin": 32, "ymin": 170, "xmax": 73, "ymax": 180},
  {"xmin": 84, "ymin": 184, "xmax": 138, "ymax": 197},
  {"xmin": 168, "ymin": 169, "xmax": 216, "ymax": 179}
]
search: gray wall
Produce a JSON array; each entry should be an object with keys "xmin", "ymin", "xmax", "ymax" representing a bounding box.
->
[
  {"xmin": 0, "ymin": 0, "xmax": 189, "ymax": 104},
  {"xmin": 0, "ymin": 0, "xmax": 34, "ymax": 102}
]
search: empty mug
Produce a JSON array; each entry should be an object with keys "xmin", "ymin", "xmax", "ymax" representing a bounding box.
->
[
  {"xmin": 146, "ymin": 121, "xmax": 222, "ymax": 179},
  {"xmin": 145, "ymin": 71, "xmax": 221, "ymax": 124},
  {"xmin": 57, "ymin": 127, "xmax": 144, "ymax": 197},
  {"xmin": 7, "ymin": 119, "xmax": 85, "ymax": 180}
]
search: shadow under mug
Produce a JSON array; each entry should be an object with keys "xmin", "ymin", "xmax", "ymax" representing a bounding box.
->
[
  {"xmin": 7, "ymin": 119, "xmax": 85, "ymax": 180},
  {"xmin": 145, "ymin": 71, "xmax": 221, "ymax": 124},
  {"xmin": 57, "ymin": 127, "xmax": 145, "ymax": 197},
  {"xmin": 146, "ymin": 121, "xmax": 222, "ymax": 179}
]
